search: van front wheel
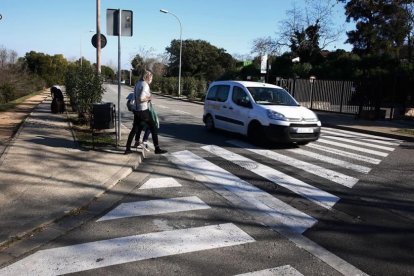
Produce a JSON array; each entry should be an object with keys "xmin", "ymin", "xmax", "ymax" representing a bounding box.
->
[{"xmin": 248, "ymin": 122, "xmax": 266, "ymax": 145}]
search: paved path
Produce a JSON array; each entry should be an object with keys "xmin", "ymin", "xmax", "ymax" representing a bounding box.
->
[{"xmin": 0, "ymin": 93, "xmax": 140, "ymax": 249}]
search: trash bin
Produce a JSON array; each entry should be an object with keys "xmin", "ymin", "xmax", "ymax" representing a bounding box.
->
[{"xmin": 91, "ymin": 102, "xmax": 115, "ymax": 129}]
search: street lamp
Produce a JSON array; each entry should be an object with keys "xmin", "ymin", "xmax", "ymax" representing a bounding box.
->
[
  {"xmin": 160, "ymin": 9, "xmax": 182, "ymax": 98},
  {"xmin": 80, "ymin": 30, "xmax": 94, "ymax": 67}
]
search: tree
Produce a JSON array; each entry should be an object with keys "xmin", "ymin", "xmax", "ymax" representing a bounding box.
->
[
  {"xmin": 101, "ymin": 65, "xmax": 115, "ymax": 81},
  {"xmin": 290, "ymin": 22, "xmax": 322, "ymax": 63},
  {"xmin": 23, "ymin": 51, "xmax": 68, "ymax": 86},
  {"xmin": 340, "ymin": 0, "xmax": 414, "ymax": 57},
  {"xmin": 165, "ymin": 39, "xmax": 237, "ymax": 81},
  {"xmin": 275, "ymin": 0, "xmax": 343, "ymax": 53},
  {"xmin": 131, "ymin": 54, "xmax": 145, "ymax": 77},
  {"xmin": 0, "ymin": 47, "xmax": 45, "ymax": 103},
  {"xmin": 251, "ymin": 36, "xmax": 279, "ymax": 57},
  {"xmin": 130, "ymin": 46, "xmax": 161, "ymax": 78}
]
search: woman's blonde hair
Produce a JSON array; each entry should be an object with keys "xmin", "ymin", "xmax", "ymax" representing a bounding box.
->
[{"xmin": 142, "ymin": 70, "xmax": 153, "ymax": 82}]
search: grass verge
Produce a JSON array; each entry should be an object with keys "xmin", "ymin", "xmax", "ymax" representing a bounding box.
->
[
  {"xmin": 0, "ymin": 90, "xmax": 44, "ymax": 112},
  {"xmin": 67, "ymin": 110, "xmax": 116, "ymax": 149},
  {"xmin": 394, "ymin": 128, "xmax": 414, "ymax": 136}
]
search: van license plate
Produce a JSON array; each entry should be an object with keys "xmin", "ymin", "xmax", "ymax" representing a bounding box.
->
[{"xmin": 296, "ymin": 128, "xmax": 314, "ymax": 133}]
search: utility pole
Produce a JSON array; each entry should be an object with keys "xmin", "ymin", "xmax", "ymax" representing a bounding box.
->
[{"xmin": 96, "ymin": 0, "xmax": 101, "ymax": 73}]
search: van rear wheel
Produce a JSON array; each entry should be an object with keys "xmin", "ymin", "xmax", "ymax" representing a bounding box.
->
[{"xmin": 205, "ymin": 114, "xmax": 215, "ymax": 131}]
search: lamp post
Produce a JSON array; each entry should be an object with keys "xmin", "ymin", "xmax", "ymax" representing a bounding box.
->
[
  {"xmin": 80, "ymin": 30, "xmax": 94, "ymax": 67},
  {"xmin": 160, "ymin": 9, "xmax": 182, "ymax": 98}
]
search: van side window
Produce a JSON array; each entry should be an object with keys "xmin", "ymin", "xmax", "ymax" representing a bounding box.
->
[
  {"xmin": 206, "ymin": 85, "xmax": 230, "ymax": 102},
  {"xmin": 206, "ymin": 86, "xmax": 217, "ymax": 101},
  {"xmin": 216, "ymin": 85, "xmax": 230, "ymax": 102},
  {"xmin": 232, "ymin": 86, "xmax": 250, "ymax": 106}
]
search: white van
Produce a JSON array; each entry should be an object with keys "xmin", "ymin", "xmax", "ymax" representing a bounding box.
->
[{"xmin": 203, "ymin": 80, "xmax": 321, "ymax": 144}]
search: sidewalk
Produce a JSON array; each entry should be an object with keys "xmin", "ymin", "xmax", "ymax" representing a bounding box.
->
[
  {"xmin": 0, "ymin": 92, "xmax": 141, "ymax": 249},
  {"xmin": 0, "ymin": 92, "xmax": 413, "ymax": 253},
  {"xmin": 316, "ymin": 111, "xmax": 414, "ymax": 141}
]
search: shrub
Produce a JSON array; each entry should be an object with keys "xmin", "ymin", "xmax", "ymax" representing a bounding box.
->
[
  {"xmin": 196, "ymin": 79, "xmax": 207, "ymax": 100},
  {"xmin": 162, "ymin": 77, "xmax": 177, "ymax": 95},
  {"xmin": 0, "ymin": 83, "xmax": 15, "ymax": 104},
  {"xmin": 183, "ymin": 77, "xmax": 198, "ymax": 99},
  {"xmin": 65, "ymin": 64, "xmax": 105, "ymax": 122}
]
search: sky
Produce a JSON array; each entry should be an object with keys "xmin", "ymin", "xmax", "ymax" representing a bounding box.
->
[{"xmin": 0, "ymin": 0, "xmax": 352, "ymax": 70}]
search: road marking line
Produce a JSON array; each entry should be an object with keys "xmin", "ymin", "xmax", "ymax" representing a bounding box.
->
[
  {"xmin": 322, "ymin": 129, "xmax": 401, "ymax": 146},
  {"xmin": 202, "ymin": 145, "xmax": 339, "ymax": 209},
  {"xmin": 321, "ymin": 134, "xmax": 395, "ymax": 151},
  {"xmin": 97, "ymin": 196, "xmax": 210, "ymax": 222},
  {"xmin": 282, "ymin": 230, "xmax": 369, "ymax": 276},
  {"xmin": 173, "ymin": 110, "xmax": 191, "ymax": 115},
  {"xmin": 287, "ymin": 148, "xmax": 371, "ymax": 174},
  {"xmin": 235, "ymin": 265, "xmax": 304, "ymax": 276},
  {"xmin": 323, "ymin": 127, "xmax": 403, "ymax": 144},
  {"xmin": 318, "ymin": 138, "xmax": 389, "ymax": 157},
  {"xmin": 155, "ymin": 104, "xmax": 169, "ymax": 109},
  {"xmin": 139, "ymin": 177, "xmax": 182, "ymax": 189},
  {"xmin": 227, "ymin": 140, "xmax": 358, "ymax": 188},
  {"xmin": 0, "ymin": 223, "xmax": 254, "ymax": 276},
  {"xmin": 306, "ymin": 143, "xmax": 381, "ymax": 164},
  {"xmin": 168, "ymin": 150, "xmax": 317, "ymax": 234}
]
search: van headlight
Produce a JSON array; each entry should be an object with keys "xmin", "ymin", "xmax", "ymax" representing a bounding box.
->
[{"xmin": 267, "ymin": 109, "xmax": 286, "ymax": 121}]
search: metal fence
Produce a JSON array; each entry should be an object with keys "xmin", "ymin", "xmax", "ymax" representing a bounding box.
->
[
  {"xmin": 274, "ymin": 77, "xmax": 414, "ymax": 119},
  {"xmin": 278, "ymin": 78, "xmax": 359, "ymax": 115}
]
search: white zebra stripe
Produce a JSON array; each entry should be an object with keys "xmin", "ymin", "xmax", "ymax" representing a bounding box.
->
[
  {"xmin": 317, "ymin": 138, "xmax": 389, "ymax": 157},
  {"xmin": 322, "ymin": 129, "xmax": 401, "ymax": 146},
  {"xmin": 0, "ymin": 224, "xmax": 254, "ymax": 276},
  {"xmin": 202, "ymin": 145, "xmax": 339, "ymax": 209},
  {"xmin": 321, "ymin": 134, "xmax": 396, "ymax": 151},
  {"xmin": 139, "ymin": 177, "xmax": 182, "ymax": 189},
  {"xmin": 323, "ymin": 127, "xmax": 402, "ymax": 144},
  {"xmin": 235, "ymin": 265, "xmax": 304, "ymax": 276},
  {"xmin": 169, "ymin": 150, "xmax": 317, "ymax": 234},
  {"xmin": 227, "ymin": 140, "xmax": 359, "ymax": 188},
  {"xmin": 287, "ymin": 148, "xmax": 371, "ymax": 174},
  {"xmin": 306, "ymin": 143, "xmax": 382, "ymax": 164},
  {"xmin": 97, "ymin": 196, "xmax": 210, "ymax": 222}
]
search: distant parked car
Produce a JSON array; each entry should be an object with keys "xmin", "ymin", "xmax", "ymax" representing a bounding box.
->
[{"xmin": 203, "ymin": 80, "xmax": 321, "ymax": 145}]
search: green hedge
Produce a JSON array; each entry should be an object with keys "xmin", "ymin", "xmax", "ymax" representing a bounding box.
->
[{"xmin": 152, "ymin": 77, "xmax": 207, "ymax": 100}]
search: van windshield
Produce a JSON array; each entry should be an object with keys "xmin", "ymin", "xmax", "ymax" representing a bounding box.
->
[{"xmin": 247, "ymin": 87, "xmax": 299, "ymax": 106}]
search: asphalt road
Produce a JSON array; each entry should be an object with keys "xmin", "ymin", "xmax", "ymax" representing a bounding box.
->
[{"xmin": 2, "ymin": 84, "xmax": 413, "ymax": 275}]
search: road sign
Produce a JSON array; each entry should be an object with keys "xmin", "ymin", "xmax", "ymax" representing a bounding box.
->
[
  {"xmin": 106, "ymin": 8, "xmax": 134, "ymax": 144},
  {"xmin": 91, "ymin": 34, "xmax": 107, "ymax": 49},
  {"xmin": 106, "ymin": 9, "xmax": 133, "ymax": 37}
]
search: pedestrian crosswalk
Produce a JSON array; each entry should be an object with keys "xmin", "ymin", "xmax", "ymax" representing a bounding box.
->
[{"xmin": 0, "ymin": 128, "xmax": 399, "ymax": 275}]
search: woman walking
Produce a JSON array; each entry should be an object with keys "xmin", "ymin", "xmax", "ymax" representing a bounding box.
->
[{"xmin": 125, "ymin": 70, "xmax": 167, "ymax": 155}]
